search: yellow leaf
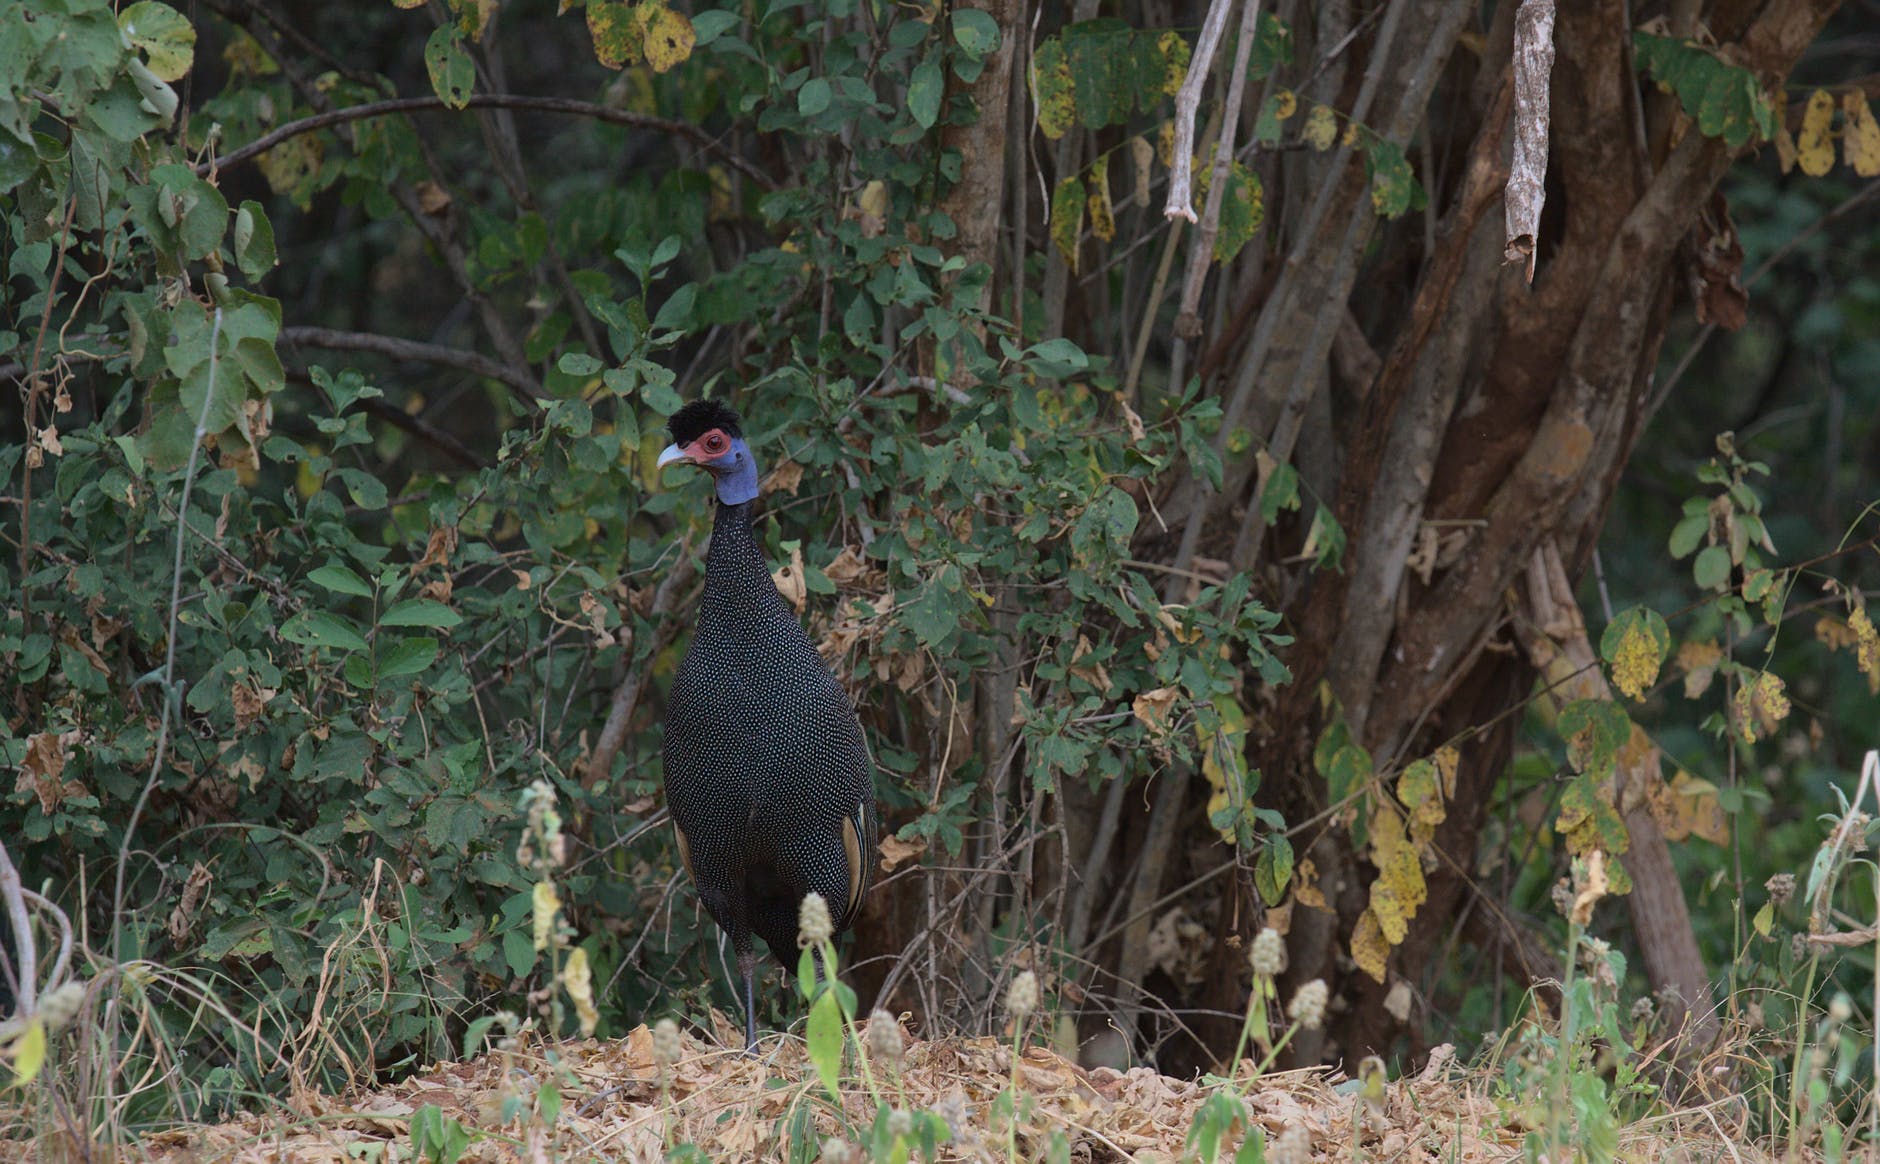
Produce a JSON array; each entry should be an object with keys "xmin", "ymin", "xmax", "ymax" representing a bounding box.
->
[
  {"xmin": 9, "ymin": 1020, "xmax": 46, "ymax": 1085},
  {"xmin": 1086, "ymin": 155, "xmax": 1115, "ymax": 243},
  {"xmin": 532, "ymin": 880, "xmax": 560, "ymax": 951},
  {"xmin": 1157, "ymin": 29, "xmax": 1190, "ymax": 96},
  {"xmin": 1732, "ymin": 670, "xmax": 1790, "ymax": 743},
  {"xmin": 1156, "ymin": 119, "xmax": 1176, "ymax": 167},
  {"xmin": 1752, "ymin": 900, "xmax": 1774, "ymax": 938},
  {"xmin": 1610, "ymin": 620, "xmax": 1663, "ymax": 702},
  {"xmin": 1273, "ymin": 89, "xmax": 1297, "ymax": 120},
  {"xmin": 1303, "ymin": 104, "xmax": 1337, "ymax": 151},
  {"xmin": 256, "ymin": 135, "xmax": 323, "ymax": 197},
  {"xmin": 1845, "ymin": 91, "xmax": 1880, "ymax": 177},
  {"xmin": 587, "ymin": 1, "xmax": 642, "ymax": 69},
  {"xmin": 1850, "ymin": 607, "xmax": 1880, "ymax": 687},
  {"xmin": 1130, "ymin": 135, "xmax": 1154, "ymax": 207},
  {"xmin": 1049, "ymin": 175, "xmax": 1083, "ymax": 271},
  {"xmin": 562, "ymin": 947, "xmax": 599, "ymax": 1037},
  {"xmin": 1350, "ymin": 910, "xmax": 1388, "ymax": 983},
  {"xmin": 1200, "ymin": 697, "xmax": 1249, "ymax": 842},
  {"xmin": 640, "ymin": 3, "xmax": 695, "ymax": 74},
  {"xmin": 1797, "ymin": 89, "xmax": 1836, "ymax": 177},
  {"xmin": 1033, "ymin": 39, "xmax": 1075, "ymax": 140}
]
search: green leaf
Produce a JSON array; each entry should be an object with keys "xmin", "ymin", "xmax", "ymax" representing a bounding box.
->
[
  {"xmin": 1061, "ymin": 19, "xmax": 1132, "ymax": 130},
  {"xmin": 1693, "ymin": 544, "xmax": 1731, "ymax": 590},
  {"xmin": 950, "ymin": 9, "xmax": 1001, "ymax": 57},
  {"xmin": 1634, "ymin": 33, "xmax": 1774, "ymax": 149},
  {"xmin": 798, "ymin": 77, "xmax": 832, "ymax": 116},
  {"xmin": 1253, "ymin": 835, "xmax": 1293, "ymax": 905},
  {"xmin": 377, "ymin": 637, "xmax": 440, "ymax": 681},
  {"xmin": 280, "ymin": 611, "xmax": 369, "ymax": 653},
  {"xmin": 557, "ymin": 351, "xmax": 604, "ymax": 376},
  {"xmin": 691, "ymin": 9, "xmax": 740, "ymax": 44},
  {"xmin": 1366, "ymin": 139, "xmax": 1417, "ymax": 219},
  {"xmin": 908, "ymin": 60, "xmax": 943, "ymax": 129},
  {"xmin": 309, "ymin": 562, "xmax": 374, "ymax": 597},
  {"xmin": 1210, "ymin": 160, "xmax": 1264, "ymax": 260},
  {"xmin": 424, "ymin": 26, "xmax": 475, "ymax": 109},
  {"xmin": 233, "ymin": 201, "xmax": 276, "ymax": 281},
  {"xmin": 1667, "ymin": 513, "xmax": 1707, "ymax": 559},
  {"xmin": 119, "ymin": 1, "xmax": 196, "ymax": 82},
  {"xmin": 806, "ymin": 987, "xmax": 844, "ymax": 1099},
  {"xmin": 380, "ymin": 600, "xmax": 463, "ymax": 629},
  {"xmin": 1259, "ymin": 461, "xmax": 1299, "ymax": 523}
]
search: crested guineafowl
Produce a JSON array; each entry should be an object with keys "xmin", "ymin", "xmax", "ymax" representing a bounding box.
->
[{"xmin": 656, "ymin": 400, "xmax": 878, "ymax": 1050}]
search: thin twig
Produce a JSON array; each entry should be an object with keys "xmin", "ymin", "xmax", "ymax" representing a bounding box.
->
[
  {"xmin": 201, "ymin": 93, "xmax": 776, "ymax": 190},
  {"xmin": 281, "ymin": 325, "xmax": 545, "ymax": 405},
  {"xmin": 1162, "ymin": 0, "xmax": 1240, "ymax": 222},
  {"xmin": 1173, "ymin": 0, "xmax": 1263, "ymax": 325}
]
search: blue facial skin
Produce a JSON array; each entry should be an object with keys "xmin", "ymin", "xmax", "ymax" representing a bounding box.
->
[{"xmin": 657, "ymin": 434, "xmax": 760, "ymax": 506}]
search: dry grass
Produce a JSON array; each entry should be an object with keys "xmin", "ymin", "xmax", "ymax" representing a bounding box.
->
[{"xmin": 0, "ymin": 1015, "xmax": 1804, "ymax": 1163}]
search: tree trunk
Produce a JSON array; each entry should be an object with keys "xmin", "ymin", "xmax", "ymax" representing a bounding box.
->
[{"xmin": 1252, "ymin": 0, "xmax": 1840, "ymax": 1061}]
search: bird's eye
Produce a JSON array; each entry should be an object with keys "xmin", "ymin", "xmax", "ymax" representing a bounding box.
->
[{"xmin": 701, "ymin": 432, "xmax": 729, "ymax": 455}]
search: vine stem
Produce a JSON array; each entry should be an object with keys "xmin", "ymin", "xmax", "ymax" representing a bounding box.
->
[{"xmin": 112, "ymin": 307, "xmax": 224, "ymax": 968}]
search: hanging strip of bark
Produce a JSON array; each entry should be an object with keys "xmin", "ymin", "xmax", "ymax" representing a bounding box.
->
[
  {"xmin": 1172, "ymin": 0, "xmax": 1264, "ymax": 333},
  {"xmin": 1503, "ymin": 0, "xmax": 1554, "ymax": 282},
  {"xmin": 1160, "ymin": 0, "xmax": 1239, "ymax": 222}
]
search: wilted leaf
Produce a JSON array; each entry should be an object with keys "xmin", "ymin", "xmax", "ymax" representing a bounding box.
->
[
  {"xmin": 1844, "ymin": 91, "xmax": 1880, "ymax": 177},
  {"xmin": 532, "ymin": 881, "xmax": 560, "ymax": 951},
  {"xmin": 1797, "ymin": 89, "xmax": 1835, "ymax": 176},
  {"xmin": 1033, "ymin": 39, "xmax": 1075, "ymax": 139},
  {"xmin": 1303, "ymin": 103, "xmax": 1337, "ymax": 150},
  {"xmin": 640, "ymin": 3, "xmax": 696, "ymax": 73},
  {"xmin": 1132, "ymin": 686, "xmax": 1180, "ymax": 740},
  {"xmin": 1350, "ymin": 909, "xmax": 1388, "ymax": 983},
  {"xmin": 562, "ymin": 947, "xmax": 599, "ymax": 1036},
  {"xmin": 1600, "ymin": 606, "xmax": 1672, "ymax": 702},
  {"xmin": 878, "ymin": 833, "xmax": 927, "ymax": 873},
  {"xmin": 1086, "ymin": 154, "xmax": 1115, "ymax": 242},
  {"xmin": 1732, "ymin": 670, "xmax": 1790, "ymax": 744},
  {"xmin": 772, "ymin": 543, "xmax": 808, "ymax": 613},
  {"xmin": 1050, "ymin": 175, "xmax": 1083, "ymax": 269},
  {"xmin": 588, "ymin": 1, "xmax": 642, "ymax": 68},
  {"xmin": 1676, "ymin": 638, "xmax": 1724, "ymax": 699}
]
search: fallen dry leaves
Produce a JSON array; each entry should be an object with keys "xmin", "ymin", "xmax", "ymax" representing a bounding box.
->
[{"xmin": 0, "ymin": 1018, "xmax": 1795, "ymax": 1163}]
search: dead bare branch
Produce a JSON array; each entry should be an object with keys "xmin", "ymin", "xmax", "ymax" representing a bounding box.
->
[
  {"xmin": 1161, "ymin": 0, "xmax": 1239, "ymax": 222},
  {"xmin": 1504, "ymin": 0, "xmax": 1555, "ymax": 282}
]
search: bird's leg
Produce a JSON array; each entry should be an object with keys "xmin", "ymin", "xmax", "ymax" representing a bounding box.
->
[{"xmin": 738, "ymin": 945, "xmax": 758, "ymax": 1055}]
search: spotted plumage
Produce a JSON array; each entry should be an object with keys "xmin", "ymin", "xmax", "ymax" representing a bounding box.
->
[{"xmin": 658, "ymin": 400, "xmax": 878, "ymax": 1049}]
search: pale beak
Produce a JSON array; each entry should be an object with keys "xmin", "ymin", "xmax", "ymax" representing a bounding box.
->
[{"xmin": 657, "ymin": 443, "xmax": 691, "ymax": 469}]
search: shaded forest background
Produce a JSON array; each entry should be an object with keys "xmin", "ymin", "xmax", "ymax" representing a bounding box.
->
[{"xmin": 4, "ymin": 0, "xmax": 1880, "ymax": 1133}]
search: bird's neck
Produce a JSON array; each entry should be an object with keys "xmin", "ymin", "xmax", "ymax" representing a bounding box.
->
[{"xmin": 699, "ymin": 500, "xmax": 787, "ymax": 630}]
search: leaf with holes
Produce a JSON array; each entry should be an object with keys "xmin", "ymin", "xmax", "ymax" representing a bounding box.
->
[{"xmin": 424, "ymin": 26, "xmax": 475, "ymax": 108}]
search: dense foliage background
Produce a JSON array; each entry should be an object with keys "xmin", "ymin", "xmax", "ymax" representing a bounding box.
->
[{"xmin": 3, "ymin": 0, "xmax": 1879, "ymax": 1147}]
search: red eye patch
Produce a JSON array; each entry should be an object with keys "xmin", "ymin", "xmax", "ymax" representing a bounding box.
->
[{"xmin": 692, "ymin": 429, "xmax": 731, "ymax": 457}]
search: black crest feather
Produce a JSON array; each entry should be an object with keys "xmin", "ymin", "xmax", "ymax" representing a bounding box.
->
[{"xmin": 668, "ymin": 399, "xmax": 743, "ymax": 445}]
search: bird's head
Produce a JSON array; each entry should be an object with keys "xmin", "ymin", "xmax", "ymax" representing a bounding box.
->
[{"xmin": 658, "ymin": 399, "xmax": 760, "ymax": 505}]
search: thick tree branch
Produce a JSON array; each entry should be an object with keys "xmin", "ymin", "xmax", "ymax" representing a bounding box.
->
[
  {"xmin": 202, "ymin": 94, "xmax": 776, "ymax": 190},
  {"xmin": 281, "ymin": 326, "xmax": 545, "ymax": 406},
  {"xmin": 583, "ymin": 552, "xmax": 698, "ymax": 792}
]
